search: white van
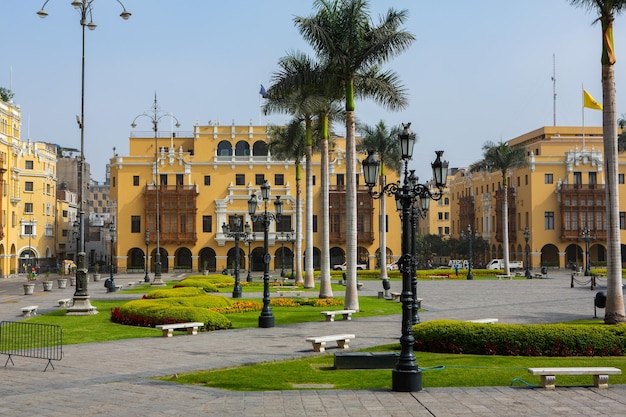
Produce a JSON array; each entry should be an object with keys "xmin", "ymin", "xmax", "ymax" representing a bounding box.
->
[{"xmin": 486, "ymin": 259, "xmax": 523, "ymax": 270}]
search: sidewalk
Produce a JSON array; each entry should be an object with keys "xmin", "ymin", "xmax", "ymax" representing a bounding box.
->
[{"xmin": 0, "ymin": 271, "xmax": 624, "ymax": 416}]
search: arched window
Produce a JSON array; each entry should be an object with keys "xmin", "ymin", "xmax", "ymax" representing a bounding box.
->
[
  {"xmin": 235, "ymin": 141, "xmax": 250, "ymax": 156},
  {"xmin": 252, "ymin": 141, "xmax": 268, "ymax": 156},
  {"xmin": 217, "ymin": 141, "xmax": 232, "ymax": 156}
]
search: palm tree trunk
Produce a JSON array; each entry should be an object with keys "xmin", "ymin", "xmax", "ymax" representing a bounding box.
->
[
  {"xmin": 501, "ymin": 178, "xmax": 510, "ymax": 277},
  {"xmin": 304, "ymin": 143, "xmax": 314, "ymax": 288},
  {"xmin": 601, "ymin": 63, "xmax": 626, "ymax": 323},
  {"xmin": 344, "ymin": 106, "xmax": 359, "ymax": 311},
  {"xmin": 294, "ymin": 164, "xmax": 303, "ymax": 284},
  {"xmin": 319, "ymin": 115, "xmax": 333, "ymax": 298}
]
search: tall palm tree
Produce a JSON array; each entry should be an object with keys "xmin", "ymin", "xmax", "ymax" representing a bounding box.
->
[
  {"xmin": 295, "ymin": 0, "xmax": 414, "ymax": 310},
  {"xmin": 618, "ymin": 114, "xmax": 626, "ymax": 151},
  {"xmin": 263, "ymin": 51, "xmax": 326, "ymax": 287},
  {"xmin": 570, "ymin": 0, "xmax": 626, "ymax": 324},
  {"xmin": 470, "ymin": 141, "xmax": 527, "ymax": 277},
  {"xmin": 267, "ymin": 119, "xmax": 307, "ymax": 284},
  {"xmin": 356, "ymin": 120, "xmax": 401, "ymax": 279}
]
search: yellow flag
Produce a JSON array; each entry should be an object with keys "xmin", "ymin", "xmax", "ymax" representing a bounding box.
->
[{"xmin": 583, "ymin": 90, "xmax": 603, "ymax": 110}]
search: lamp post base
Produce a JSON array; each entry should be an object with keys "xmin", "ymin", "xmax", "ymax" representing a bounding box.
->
[
  {"xmin": 151, "ymin": 275, "xmax": 166, "ymax": 286},
  {"xmin": 258, "ymin": 314, "xmax": 275, "ymax": 328},
  {"xmin": 66, "ymin": 296, "xmax": 98, "ymax": 316},
  {"xmin": 391, "ymin": 368, "xmax": 422, "ymax": 392}
]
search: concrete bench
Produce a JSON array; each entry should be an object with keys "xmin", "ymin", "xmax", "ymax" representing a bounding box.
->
[
  {"xmin": 276, "ymin": 289, "xmax": 303, "ymax": 297},
  {"xmin": 496, "ymin": 275, "xmax": 512, "ymax": 280},
  {"xmin": 305, "ymin": 334, "xmax": 355, "ymax": 352},
  {"xmin": 320, "ymin": 309, "xmax": 356, "ymax": 322},
  {"xmin": 58, "ymin": 298, "xmax": 72, "ymax": 307},
  {"xmin": 528, "ymin": 367, "xmax": 622, "ymax": 389},
  {"xmin": 428, "ymin": 275, "xmax": 448, "ymax": 280},
  {"xmin": 276, "ymin": 286, "xmax": 298, "ymax": 291},
  {"xmin": 466, "ymin": 318, "xmax": 498, "ymax": 324},
  {"xmin": 389, "ymin": 291, "xmax": 401, "ymax": 301},
  {"xmin": 21, "ymin": 305, "xmax": 39, "ymax": 317},
  {"xmin": 155, "ymin": 322, "xmax": 204, "ymax": 337}
]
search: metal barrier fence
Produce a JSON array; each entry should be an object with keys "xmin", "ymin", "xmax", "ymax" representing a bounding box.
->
[{"xmin": 0, "ymin": 321, "xmax": 62, "ymax": 371}]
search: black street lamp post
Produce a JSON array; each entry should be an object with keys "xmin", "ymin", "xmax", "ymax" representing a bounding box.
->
[
  {"xmin": 581, "ymin": 228, "xmax": 595, "ymax": 276},
  {"xmin": 107, "ymin": 221, "xmax": 116, "ymax": 292},
  {"xmin": 248, "ymin": 181, "xmax": 282, "ymax": 328},
  {"xmin": 131, "ymin": 95, "xmax": 180, "ymax": 286},
  {"xmin": 279, "ymin": 232, "xmax": 286, "ymax": 277},
  {"xmin": 461, "ymin": 224, "xmax": 479, "ymax": 280},
  {"xmin": 245, "ymin": 232, "xmax": 255, "ymax": 282},
  {"xmin": 144, "ymin": 228, "xmax": 150, "ymax": 282},
  {"xmin": 222, "ymin": 215, "xmax": 250, "ymax": 298},
  {"xmin": 362, "ymin": 122, "xmax": 448, "ymax": 393},
  {"xmin": 408, "ymin": 170, "xmax": 429, "ymax": 324},
  {"xmin": 288, "ymin": 231, "xmax": 295, "ymax": 279},
  {"xmin": 38, "ymin": 0, "xmax": 131, "ymax": 314},
  {"xmin": 524, "ymin": 227, "xmax": 531, "ymax": 279}
]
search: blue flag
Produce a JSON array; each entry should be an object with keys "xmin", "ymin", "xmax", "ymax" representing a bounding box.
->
[{"xmin": 259, "ymin": 84, "xmax": 267, "ymax": 98}]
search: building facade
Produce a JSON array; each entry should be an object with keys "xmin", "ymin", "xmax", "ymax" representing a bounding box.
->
[
  {"xmin": 109, "ymin": 121, "xmax": 403, "ymax": 274},
  {"xmin": 449, "ymin": 126, "xmax": 626, "ymax": 270}
]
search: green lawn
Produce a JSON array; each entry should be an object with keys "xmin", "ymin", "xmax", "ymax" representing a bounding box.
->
[{"xmin": 162, "ymin": 346, "xmax": 626, "ymax": 390}]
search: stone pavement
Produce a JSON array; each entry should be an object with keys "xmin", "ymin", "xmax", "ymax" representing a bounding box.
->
[{"xmin": 0, "ymin": 271, "xmax": 625, "ymax": 416}]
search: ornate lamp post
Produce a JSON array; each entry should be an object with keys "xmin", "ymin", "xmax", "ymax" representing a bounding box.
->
[
  {"xmin": 362, "ymin": 122, "xmax": 448, "ymax": 392},
  {"xmin": 461, "ymin": 224, "xmax": 479, "ymax": 280},
  {"xmin": 279, "ymin": 232, "xmax": 286, "ymax": 277},
  {"xmin": 523, "ymin": 226, "xmax": 531, "ymax": 279},
  {"xmin": 408, "ymin": 170, "xmax": 430, "ymax": 323},
  {"xmin": 248, "ymin": 181, "xmax": 282, "ymax": 328},
  {"xmin": 222, "ymin": 214, "xmax": 249, "ymax": 298},
  {"xmin": 107, "ymin": 221, "xmax": 116, "ymax": 292},
  {"xmin": 144, "ymin": 228, "xmax": 150, "ymax": 282},
  {"xmin": 288, "ymin": 231, "xmax": 296, "ymax": 279},
  {"xmin": 581, "ymin": 228, "xmax": 595, "ymax": 276},
  {"xmin": 245, "ymin": 229, "xmax": 254, "ymax": 282},
  {"xmin": 131, "ymin": 95, "xmax": 180, "ymax": 286},
  {"xmin": 38, "ymin": 0, "xmax": 130, "ymax": 314}
]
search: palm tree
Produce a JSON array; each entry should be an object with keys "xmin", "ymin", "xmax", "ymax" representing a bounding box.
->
[
  {"xmin": 264, "ymin": 51, "xmax": 326, "ymax": 287},
  {"xmin": 356, "ymin": 120, "xmax": 401, "ymax": 279},
  {"xmin": 267, "ymin": 119, "xmax": 307, "ymax": 284},
  {"xmin": 570, "ymin": 0, "xmax": 626, "ymax": 324},
  {"xmin": 470, "ymin": 141, "xmax": 527, "ymax": 277},
  {"xmin": 295, "ymin": 0, "xmax": 414, "ymax": 311}
]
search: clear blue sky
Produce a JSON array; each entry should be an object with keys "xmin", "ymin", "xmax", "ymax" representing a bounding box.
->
[{"xmin": 2, "ymin": 1, "xmax": 622, "ymax": 182}]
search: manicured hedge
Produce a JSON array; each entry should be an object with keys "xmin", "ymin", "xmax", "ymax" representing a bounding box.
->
[
  {"xmin": 146, "ymin": 287, "xmax": 206, "ymax": 299},
  {"xmin": 413, "ymin": 320, "xmax": 626, "ymax": 357},
  {"xmin": 111, "ymin": 295, "xmax": 233, "ymax": 330}
]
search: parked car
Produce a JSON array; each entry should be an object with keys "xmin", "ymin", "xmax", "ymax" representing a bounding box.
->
[
  {"xmin": 333, "ymin": 262, "xmax": 367, "ymax": 271},
  {"xmin": 386, "ymin": 260, "xmax": 399, "ymax": 270}
]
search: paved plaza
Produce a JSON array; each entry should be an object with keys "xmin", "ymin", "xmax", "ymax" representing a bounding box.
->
[{"xmin": 0, "ymin": 271, "xmax": 625, "ymax": 416}]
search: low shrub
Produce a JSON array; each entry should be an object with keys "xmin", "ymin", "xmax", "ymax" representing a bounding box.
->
[
  {"xmin": 145, "ymin": 287, "xmax": 206, "ymax": 299},
  {"xmin": 413, "ymin": 320, "xmax": 626, "ymax": 357},
  {"xmin": 174, "ymin": 279, "xmax": 219, "ymax": 292},
  {"xmin": 111, "ymin": 295, "xmax": 233, "ymax": 330}
]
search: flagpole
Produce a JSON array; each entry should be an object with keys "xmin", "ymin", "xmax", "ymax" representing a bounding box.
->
[
  {"xmin": 259, "ymin": 81, "xmax": 262, "ymax": 125},
  {"xmin": 582, "ymin": 85, "xmax": 585, "ymax": 149}
]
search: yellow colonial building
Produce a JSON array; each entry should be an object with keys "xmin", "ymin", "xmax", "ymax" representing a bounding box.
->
[
  {"xmin": 0, "ymin": 97, "xmax": 58, "ymax": 276},
  {"xmin": 109, "ymin": 121, "xmax": 403, "ymax": 274},
  {"xmin": 449, "ymin": 125, "xmax": 626, "ymax": 270}
]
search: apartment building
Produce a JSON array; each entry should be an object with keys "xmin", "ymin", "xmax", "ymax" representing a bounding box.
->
[
  {"xmin": 109, "ymin": 121, "xmax": 403, "ymax": 273},
  {"xmin": 449, "ymin": 125, "xmax": 626, "ymax": 269}
]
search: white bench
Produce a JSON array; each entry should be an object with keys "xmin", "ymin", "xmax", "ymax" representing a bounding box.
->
[
  {"xmin": 389, "ymin": 291, "xmax": 401, "ymax": 301},
  {"xmin": 466, "ymin": 318, "xmax": 498, "ymax": 324},
  {"xmin": 528, "ymin": 367, "xmax": 622, "ymax": 389},
  {"xmin": 58, "ymin": 298, "xmax": 72, "ymax": 307},
  {"xmin": 21, "ymin": 305, "xmax": 38, "ymax": 317},
  {"xmin": 496, "ymin": 275, "xmax": 512, "ymax": 280},
  {"xmin": 428, "ymin": 275, "xmax": 448, "ymax": 280},
  {"xmin": 155, "ymin": 322, "xmax": 205, "ymax": 337},
  {"xmin": 305, "ymin": 334, "xmax": 355, "ymax": 352},
  {"xmin": 276, "ymin": 289, "xmax": 303, "ymax": 297},
  {"xmin": 320, "ymin": 309, "xmax": 356, "ymax": 322}
]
